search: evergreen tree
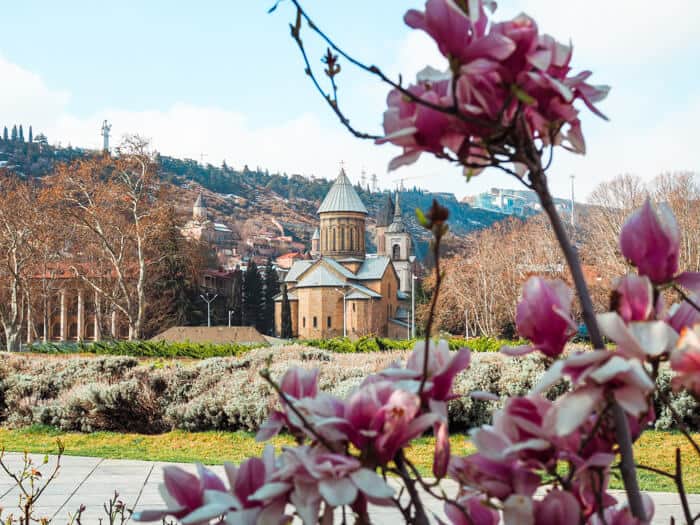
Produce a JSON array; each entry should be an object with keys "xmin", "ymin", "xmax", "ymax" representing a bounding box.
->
[
  {"xmin": 28, "ymin": 126, "xmax": 33, "ymax": 143},
  {"xmin": 242, "ymin": 260, "xmax": 263, "ymax": 329},
  {"xmin": 18, "ymin": 125, "xmax": 24, "ymax": 143},
  {"xmin": 262, "ymin": 258, "xmax": 280, "ymax": 335},
  {"xmin": 144, "ymin": 206, "xmax": 202, "ymax": 334},
  {"xmin": 227, "ymin": 266, "xmax": 244, "ymax": 326},
  {"xmin": 280, "ymin": 284, "xmax": 293, "ymax": 338},
  {"xmin": 11, "ymin": 125, "xmax": 18, "ymax": 141},
  {"xmin": 2, "ymin": 127, "xmax": 7, "ymax": 141}
]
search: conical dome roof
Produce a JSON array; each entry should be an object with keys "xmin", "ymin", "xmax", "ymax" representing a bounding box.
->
[
  {"xmin": 387, "ymin": 192, "xmax": 407, "ymax": 233},
  {"xmin": 317, "ymin": 169, "xmax": 368, "ymax": 215}
]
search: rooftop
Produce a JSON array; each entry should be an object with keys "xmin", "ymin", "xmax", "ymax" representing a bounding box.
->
[{"xmin": 317, "ymin": 168, "xmax": 368, "ymax": 215}]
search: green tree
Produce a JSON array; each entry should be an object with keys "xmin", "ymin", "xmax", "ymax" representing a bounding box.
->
[
  {"xmin": 280, "ymin": 284, "xmax": 293, "ymax": 338},
  {"xmin": 2, "ymin": 127, "xmax": 7, "ymax": 141},
  {"xmin": 18, "ymin": 125, "xmax": 24, "ymax": 143},
  {"xmin": 11, "ymin": 125, "xmax": 17, "ymax": 141},
  {"xmin": 28, "ymin": 126, "xmax": 33, "ymax": 144},
  {"xmin": 243, "ymin": 260, "xmax": 263, "ymax": 329},
  {"xmin": 262, "ymin": 258, "xmax": 280, "ymax": 335},
  {"xmin": 227, "ymin": 266, "xmax": 244, "ymax": 326}
]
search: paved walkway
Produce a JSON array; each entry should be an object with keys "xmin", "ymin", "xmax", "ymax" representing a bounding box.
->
[{"xmin": 0, "ymin": 453, "xmax": 694, "ymax": 523}]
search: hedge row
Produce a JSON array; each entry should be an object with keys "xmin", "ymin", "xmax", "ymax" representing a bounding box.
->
[
  {"xmin": 1, "ymin": 345, "xmax": 695, "ymax": 434},
  {"xmin": 299, "ymin": 335, "xmax": 523, "ymax": 353},
  {"xmin": 26, "ymin": 340, "xmax": 264, "ymax": 359}
]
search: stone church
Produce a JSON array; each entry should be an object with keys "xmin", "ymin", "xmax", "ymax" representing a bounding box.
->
[{"xmin": 275, "ymin": 169, "xmax": 414, "ymax": 339}]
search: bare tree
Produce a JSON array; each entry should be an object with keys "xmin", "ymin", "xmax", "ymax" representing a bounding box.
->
[{"xmin": 50, "ymin": 137, "xmax": 164, "ymax": 340}]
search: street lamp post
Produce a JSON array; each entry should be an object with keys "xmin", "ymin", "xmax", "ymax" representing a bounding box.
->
[
  {"xmin": 228, "ymin": 310, "xmax": 234, "ymax": 327},
  {"xmin": 408, "ymin": 256, "xmax": 416, "ymax": 339},
  {"xmin": 200, "ymin": 292, "xmax": 218, "ymax": 327}
]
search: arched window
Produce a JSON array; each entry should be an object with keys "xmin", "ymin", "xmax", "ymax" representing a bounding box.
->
[
  {"xmin": 349, "ymin": 228, "xmax": 354, "ymax": 250},
  {"xmin": 303, "ymin": 317, "xmax": 306, "ymax": 328},
  {"xmin": 313, "ymin": 316, "xmax": 318, "ymax": 328},
  {"xmin": 392, "ymin": 244, "xmax": 401, "ymax": 260},
  {"xmin": 51, "ymin": 323, "xmax": 61, "ymax": 340},
  {"xmin": 69, "ymin": 323, "xmax": 78, "ymax": 339},
  {"xmin": 332, "ymin": 229, "xmax": 337, "ymax": 251},
  {"xmin": 340, "ymin": 227, "xmax": 345, "ymax": 250}
]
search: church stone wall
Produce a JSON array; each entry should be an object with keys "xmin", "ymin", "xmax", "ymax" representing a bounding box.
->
[{"xmin": 319, "ymin": 211, "xmax": 366, "ymax": 259}]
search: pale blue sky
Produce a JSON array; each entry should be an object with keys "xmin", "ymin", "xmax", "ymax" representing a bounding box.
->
[{"xmin": 1, "ymin": 1, "xmax": 698, "ymax": 198}]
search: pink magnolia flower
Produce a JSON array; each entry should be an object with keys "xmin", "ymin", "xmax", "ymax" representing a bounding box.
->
[
  {"xmin": 671, "ymin": 326, "xmax": 700, "ymax": 397},
  {"xmin": 448, "ymin": 453, "xmax": 540, "ymax": 500},
  {"xmin": 535, "ymin": 489, "xmax": 581, "ymax": 525},
  {"xmin": 257, "ymin": 367, "xmax": 347, "ymax": 444},
  {"xmin": 587, "ymin": 492, "xmax": 654, "ymax": 525},
  {"xmin": 344, "ymin": 381, "xmax": 439, "ymax": 464},
  {"xmin": 280, "ymin": 366, "xmax": 319, "ymax": 401},
  {"xmin": 445, "ymin": 493, "xmax": 499, "ymax": 525},
  {"xmin": 404, "ymin": 339, "xmax": 471, "ymax": 402},
  {"xmin": 534, "ymin": 351, "xmax": 654, "ymax": 436},
  {"xmin": 404, "ymin": 0, "xmax": 501, "ymax": 64},
  {"xmin": 611, "ymin": 275, "xmax": 655, "ymax": 323},
  {"xmin": 162, "ymin": 447, "xmax": 289, "ymax": 525},
  {"xmin": 667, "ymin": 295, "xmax": 700, "ymax": 333},
  {"xmin": 268, "ymin": 446, "xmax": 393, "ymax": 523},
  {"xmin": 597, "ymin": 312, "xmax": 678, "ymax": 360},
  {"xmin": 132, "ymin": 464, "xmax": 226, "ymax": 523},
  {"xmin": 505, "ymin": 277, "xmax": 577, "ymax": 358},
  {"xmin": 619, "ymin": 199, "xmax": 680, "ymax": 284}
]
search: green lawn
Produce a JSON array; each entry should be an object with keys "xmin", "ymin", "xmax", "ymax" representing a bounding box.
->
[{"xmin": 0, "ymin": 426, "xmax": 697, "ymax": 493}]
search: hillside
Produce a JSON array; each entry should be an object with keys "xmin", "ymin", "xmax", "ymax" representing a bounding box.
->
[{"xmin": 0, "ymin": 131, "xmax": 506, "ymax": 260}]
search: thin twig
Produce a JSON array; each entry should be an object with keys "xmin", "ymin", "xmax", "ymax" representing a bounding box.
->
[
  {"xmin": 260, "ymin": 369, "xmax": 339, "ymax": 453},
  {"xmin": 418, "ymin": 230, "xmax": 443, "ymax": 400}
]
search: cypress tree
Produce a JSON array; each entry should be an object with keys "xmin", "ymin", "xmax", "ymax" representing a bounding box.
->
[
  {"xmin": 28, "ymin": 126, "xmax": 33, "ymax": 143},
  {"xmin": 2, "ymin": 127, "xmax": 7, "ymax": 141},
  {"xmin": 227, "ymin": 266, "xmax": 243, "ymax": 326},
  {"xmin": 11, "ymin": 125, "xmax": 18, "ymax": 141},
  {"xmin": 262, "ymin": 258, "xmax": 280, "ymax": 335},
  {"xmin": 280, "ymin": 284, "xmax": 293, "ymax": 338},
  {"xmin": 243, "ymin": 260, "xmax": 263, "ymax": 329},
  {"xmin": 18, "ymin": 125, "xmax": 24, "ymax": 143}
]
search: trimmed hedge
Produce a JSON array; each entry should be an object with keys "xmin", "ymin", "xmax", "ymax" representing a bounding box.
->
[
  {"xmin": 25, "ymin": 340, "xmax": 264, "ymax": 359},
  {"xmin": 300, "ymin": 335, "xmax": 522, "ymax": 353}
]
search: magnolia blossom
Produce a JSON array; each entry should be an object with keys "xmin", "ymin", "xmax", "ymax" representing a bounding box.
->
[
  {"xmin": 534, "ymin": 351, "xmax": 654, "ymax": 436},
  {"xmin": 619, "ymin": 199, "xmax": 680, "ymax": 284},
  {"xmin": 597, "ymin": 312, "xmax": 678, "ymax": 361},
  {"xmin": 444, "ymin": 493, "xmax": 499, "ymax": 525},
  {"xmin": 378, "ymin": 0, "xmax": 609, "ymax": 171},
  {"xmin": 266, "ymin": 446, "xmax": 394, "ymax": 524},
  {"xmin": 671, "ymin": 326, "xmax": 700, "ymax": 397},
  {"xmin": 132, "ymin": 464, "xmax": 226, "ymax": 523},
  {"xmin": 611, "ymin": 275, "xmax": 655, "ymax": 323},
  {"xmin": 344, "ymin": 380, "xmax": 439, "ymax": 464},
  {"xmin": 505, "ymin": 277, "xmax": 577, "ymax": 358},
  {"xmin": 587, "ymin": 493, "xmax": 655, "ymax": 525},
  {"xmin": 667, "ymin": 296, "xmax": 700, "ymax": 334}
]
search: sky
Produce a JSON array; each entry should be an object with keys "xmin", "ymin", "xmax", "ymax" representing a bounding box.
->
[{"xmin": 1, "ymin": 0, "xmax": 698, "ymax": 200}]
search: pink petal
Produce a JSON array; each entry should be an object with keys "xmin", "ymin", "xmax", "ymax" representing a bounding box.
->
[{"xmin": 318, "ymin": 477, "xmax": 358, "ymax": 506}]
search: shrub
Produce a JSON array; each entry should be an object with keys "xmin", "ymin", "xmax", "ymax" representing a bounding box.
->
[
  {"xmin": 0, "ymin": 346, "xmax": 694, "ymax": 435},
  {"xmin": 26, "ymin": 340, "xmax": 264, "ymax": 359}
]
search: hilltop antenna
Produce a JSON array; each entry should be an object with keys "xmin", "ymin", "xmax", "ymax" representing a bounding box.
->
[
  {"xmin": 360, "ymin": 167, "xmax": 367, "ymax": 188},
  {"xmin": 100, "ymin": 120, "xmax": 111, "ymax": 153},
  {"xmin": 371, "ymin": 173, "xmax": 378, "ymax": 193}
]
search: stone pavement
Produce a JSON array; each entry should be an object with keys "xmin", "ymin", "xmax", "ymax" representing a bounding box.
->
[{"xmin": 0, "ymin": 452, "xmax": 695, "ymax": 523}]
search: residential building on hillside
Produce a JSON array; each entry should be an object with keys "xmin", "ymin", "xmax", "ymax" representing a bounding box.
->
[
  {"xmin": 463, "ymin": 187, "xmax": 572, "ymax": 217},
  {"xmin": 275, "ymin": 169, "xmax": 414, "ymax": 339},
  {"xmin": 181, "ymin": 192, "xmax": 236, "ymax": 249}
]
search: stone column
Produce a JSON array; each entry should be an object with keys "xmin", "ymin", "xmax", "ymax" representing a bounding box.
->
[
  {"xmin": 59, "ymin": 290, "xmax": 67, "ymax": 342},
  {"xmin": 77, "ymin": 290, "xmax": 84, "ymax": 342},
  {"xmin": 111, "ymin": 310, "xmax": 117, "ymax": 338},
  {"xmin": 94, "ymin": 292, "xmax": 101, "ymax": 341},
  {"xmin": 26, "ymin": 301, "xmax": 32, "ymax": 344}
]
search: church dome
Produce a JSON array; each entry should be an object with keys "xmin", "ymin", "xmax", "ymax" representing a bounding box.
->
[
  {"xmin": 386, "ymin": 192, "xmax": 407, "ymax": 233},
  {"xmin": 317, "ymin": 169, "xmax": 368, "ymax": 215}
]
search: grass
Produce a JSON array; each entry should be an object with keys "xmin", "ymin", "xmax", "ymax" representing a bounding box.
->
[{"xmin": 0, "ymin": 426, "xmax": 697, "ymax": 493}]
